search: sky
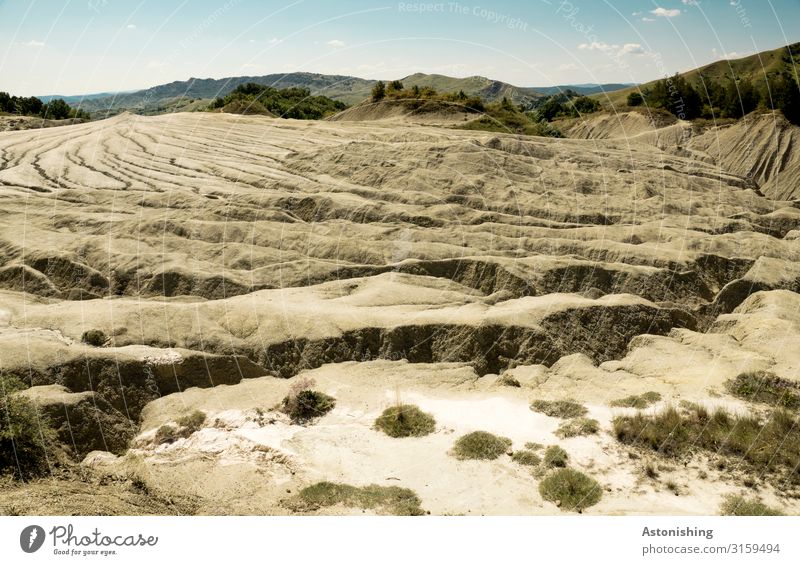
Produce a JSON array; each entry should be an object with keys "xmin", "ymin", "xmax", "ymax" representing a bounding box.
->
[{"xmin": 0, "ymin": 0, "xmax": 799, "ymax": 96}]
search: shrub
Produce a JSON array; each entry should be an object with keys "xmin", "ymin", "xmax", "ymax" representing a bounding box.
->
[
  {"xmin": 530, "ymin": 399, "xmax": 587, "ymax": 419},
  {"xmin": 539, "ymin": 468, "xmax": 602, "ymax": 512},
  {"xmin": 294, "ymin": 481, "xmax": 424, "ymax": 515},
  {"xmin": 497, "ymin": 375, "xmax": 521, "ymax": 387},
  {"xmin": 725, "ymin": 371, "xmax": 800, "ymax": 410},
  {"xmin": 280, "ymin": 378, "xmax": 336, "ymax": 424},
  {"xmin": 452, "ymin": 431, "xmax": 512, "ymax": 460},
  {"xmin": 176, "ymin": 410, "xmax": 206, "ymax": 434},
  {"xmin": 719, "ymin": 495, "xmax": 783, "ymax": 516},
  {"xmin": 154, "ymin": 424, "xmax": 178, "ymax": 445},
  {"xmin": 0, "ymin": 388, "xmax": 57, "ymax": 479},
  {"xmin": 610, "ymin": 391, "xmax": 662, "ymax": 409},
  {"xmin": 374, "ymin": 404, "xmax": 435, "ymax": 438},
  {"xmin": 371, "ymin": 81, "xmax": 386, "ymax": 101},
  {"xmin": 543, "ymin": 445, "xmax": 569, "ymax": 468},
  {"xmin": 81, "ymin": 329, "xmax": 107, "ymax": 346},
  {"xmin": 555, "ymin": 417, "xmax": 600, "ymax": 438},
  {"xmin": 627, "ymin": 92, "xmax": 644, "ymax": 106},
  {"xmin": 511, "ymin": 449, "xmax": 541, "ymax": 466}
]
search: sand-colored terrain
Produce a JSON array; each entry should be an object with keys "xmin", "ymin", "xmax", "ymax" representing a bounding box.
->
[{"xmin": 1, "ymin": 111, "xmax": 799, "ymax": 515}]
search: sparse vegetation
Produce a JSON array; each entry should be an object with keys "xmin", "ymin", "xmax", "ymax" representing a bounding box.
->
[
  {"xmin": 459, "ymin": 100, "xmax": 564, "ymax": 137},
  {"xmin": 154, "ymin": 424, "xmax": 178, "ymax": 445},
  {"xmin": 613, "ymin": 404, "xmax": 800, "ymax": 483},
  {"xmin": 555, "ymin": 417, "xmax": 600, "ymax": 438},
  {"xmin": 610, "ymin": 391, "xmax": 662, "ymax": 409},
  {"xmin": 1, "ymin": 379, "xmax": 58, "ymax": 479},
  {"xmin": 511, "ymin": 449, "xmax": 541, "ymax": 466},
  {"xmin": 280, "ymin": 378, "xmax": 336, "ymax": 424},
  {"xmin": 539, "ymin": 468, "xmax": 602, "ymax": 512},
  {"xmin": 0, "ymin": 91, "xmax": 90, "ymax": 120},
  {"xmin": 176, "ymin": 410, "xmax": 206, "ymax": 434},
  {"xmin": 81, "ymin": 329, "xmax": 107, "ymax": 347},
  {"xmin": 530, "ymin": 399, "xmax": 588, "ymax": 419},
  {"xmin": 452, "ymin": 431, "xmax": 512, "ymax": 460},
  {"xmin": 719, "ymin": 495, "xmax": 784, "ymax": 516},
  {"xmin": 543, "ymin": 445, "xmax": 569, "ymax": 468},
  {"xmin": 726, "ymin": 371, "xmax": 800, "ymax": 410},
  {"xmin": 292, "ymin": 481, "xmax": 425, "ymax": 515},
  {"xmin": 497, "ymin": 375, "xmax": 521, "ymax": 387},
  {"xmin": 374, "ymin": 404, "xmax": 436, "ymax": 438}
]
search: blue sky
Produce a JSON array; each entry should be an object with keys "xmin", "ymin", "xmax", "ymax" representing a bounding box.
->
[{"xmin": 0, "ymin": 0, "xmax": 798, "ymax": 96}]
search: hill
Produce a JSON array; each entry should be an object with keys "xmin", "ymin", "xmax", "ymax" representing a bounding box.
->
[{"xmin": 598, "ymin": 43, "xmax": 797, "ymax": 109}]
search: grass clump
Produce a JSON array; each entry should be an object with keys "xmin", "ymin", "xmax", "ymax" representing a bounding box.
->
[
  {"xmin": 280, "ymin": 378, "xmax": 335, "ymax": 424},
  {"xmin": 293, "ymin": 481, "xmax": 425, "ymax": 515},
  {"xmin": 530, "ymin": 399, "xmax": 587, "ymax": 419},
  {"xmin": 555, "ymin": 417, "xmax": 600, "ymax": 438},
  {"xmin": 612, "ymin": 404, "xmax": 800, "ymax": 483},
  {"xmin": 543, "ymin": 445, "xmax": 569, "ymax": 468},
  {"xmin": 154, "ymin": 424, "xmax": 178, "ymax": 445},
  {"xmin": 176, "ymin": 410, "xmax": 206, "ymax": 432},
  {"xmin": 81, "ymin": 329, "xmax": 107, "ymax": 346},
  {"xmin": 610, "ymin": 391, "xmax": 662, "ymax": 409},
  {"xmin": 1, "ymin": 377, "xmax": 58, "ymax": 479},
  {"xmin": 374, "ymin": 404, "xmax": 436, "ymax": 438},
  {"xmin": 452, "ymin": 431, "xmax": 512, "ymax": 460},
  {"xmin": 511, "ymin": 449, "xmax": 541, "ymax": 466},
  {"xmin": 726, "ymin": 371, "xmax": 800, "ymax": 410},
  {"xmin": 497, "ymin": 375, "xmax": 521, "ymax": 387},
  {"xmin": 719, "ymin": 495, "xmax": 784, "ymax": 516},
  {"xmin": 539, "ymin": 468, "xmax": 602, "ymax": 512}
]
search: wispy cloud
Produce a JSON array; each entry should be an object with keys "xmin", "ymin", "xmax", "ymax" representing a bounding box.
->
[
  {"xmin": 651, "ymin": 7, "xmax": 681, "ymax": 18},
  {"xmin": 326, "ymin": 39, "xmax": 346, "ymax": 48},
  {"xmin": 558, "ymin": 63, "xmax": 579, "ymax": 71},
  {"xmin": 20, "ymin": 40, "xmax": 45, "ymax": 47},
  {"xmin": 126, "ymin": 24, "xmax": 136, "ymax": 30},
  {"xmin": 578, "ymin": 42, "xmax": 647, "ymax": 57}
]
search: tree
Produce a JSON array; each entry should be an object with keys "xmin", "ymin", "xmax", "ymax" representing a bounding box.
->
[
  {"xmin": 768, "ymin": 73, "xmax": 800, "ymax": 125},
  {"xmin": 627, "ymin": 92, "xmax": 644, "ymax": 106},
  {"xmin": 411, "ymin": 85, "xmax": 420, "ymax": 98},
  {"xmin": 387, "ymin": 80, "xmax": 404, "ymax": 94},
  {"xmin": 571, "ymin": 96, "xmax": 600, "ymax": 114},
  {"xmin": 371, "ymin": 80, "xmax": 386, "ymax": 101},
  {"xmin": 0, "ymin": 91, "xmax": 11, "ymax": 113},
  {"xmin": 41, "ymin": 98, "xmax": 71, "ymax": 120}
]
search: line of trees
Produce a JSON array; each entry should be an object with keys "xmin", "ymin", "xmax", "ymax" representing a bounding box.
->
[
  {"xmin": 0, "ymin": 92, "xmax": 90, "ymax": 120},
  {"xmin": 211, "ymin": 83, "xmax": 346, "ymax": 119},
  {"xmin": 530, "ymin": 89, "xmax": 601, "ymax": 121},
  {"xmin": 629, "ymin": 48, "xmax": 800, "ymax": 124}
]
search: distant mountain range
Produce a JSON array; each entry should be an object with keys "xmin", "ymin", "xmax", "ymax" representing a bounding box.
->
[{"xmin": 42, "ymin": 73, "xmax": 634, "ymax": 117}]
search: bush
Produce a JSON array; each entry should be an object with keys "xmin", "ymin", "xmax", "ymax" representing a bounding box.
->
[
  {"xmin": 511, "ymin": 449, "xmax": 541, "ymax": 466},
  {"xmin": 530, "ymin": 399, "xmax": 587, "ymax": 419},
  {"xmin": 374, "ymin": 404, "xmax": 435, "ymax": 438},
  {"xmin": 726, "ymin": 371, "xmax": 800, "ymax": 410},
  {"xmin": 280, "ymin": 378, "xmax": 336, "ymax": 424},
  {"xmin": 539, "ymin": 468, "xmax": 602, "ymax": 512},
  {"xmin": 294, "ymin": 481, "xmax": 424, "ymax": 515},
  {"xmin": 81, "ymin": 329, "xmax": 107, "ymax": 347},
  {"xmin": 719, "ymin": 495, "xmax": 784, "ymax": 516},
  {"xmin": 1, "ymin": 387, "xmax": 57, "ymax": 479},
  {"xmin": 543, "ymin": 445, "xmax": 569, "ymax": 468},
  {"xmin": 176, "ymin": 410, "xmax": 206, "ymax": 434},
  {"xmin": 555, "ymin": 417, "xmax": 600, "ymax": 438},
  {"xmin": 627, "ymin": 92, "xmax": 644, "ymax": 106},
  {"xmin": 610, "ymin": 391, "xmax": 662, "ymax": 409},
  {"xmin": 497, "ymin": 375, "xmax": 521, "ymax": 387},
  {"xmin": 452, "ymin": 431, "xmax": 512, "ymax": 460},
  {"xmin": 154, "ymin": 424, "xmax": 177, "ymax": 445}
]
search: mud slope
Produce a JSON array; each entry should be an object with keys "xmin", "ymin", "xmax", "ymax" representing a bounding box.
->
[{"xmin": 1, "ymin": 111, "xmax": 799, "ymax": 515}]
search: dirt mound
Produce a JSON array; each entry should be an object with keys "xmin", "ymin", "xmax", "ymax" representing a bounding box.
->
[{"xmin": 330, "ymin": 98, "xmax": 476, "ymax": 124}]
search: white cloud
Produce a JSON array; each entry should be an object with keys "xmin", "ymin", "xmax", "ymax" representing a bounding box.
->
[
  {"xmin": 651, "ymin": 7, "xmax": 681, "ymax": 17},
  {"xmin": 682, "ymin": 0, "xmax": 698, "ymax": 5},
  {"xmin": 20, "ymin": 40, "xmax": 45, "ymax": 47},
  {"xmin": 326, "ymin": 39, "xmax": 346, "ymax": 48},
  {"xmin": 711, "ymin": 47, "xmax": 751, "ymax": 60},
  {"xmin": 620, "ymin": 43, "xmax": 645, "ymax": 55},
  {"xmin": 268, "ymin": 37, "xmax": 281, "ymax": 45},
  {"xmin": 641, "ymin": 17, "xmax": 656, "ymax": 22},
  {"xmin": 578, "ymin": 42, "xmax": 647, "ymax": 57},
  {"xmin": 559, "ymin": 63, "xmax": 579, "ymax": 71},
  {"xmin": 126, "ymin": 24, "xmax": 136, "ymax": 29}
]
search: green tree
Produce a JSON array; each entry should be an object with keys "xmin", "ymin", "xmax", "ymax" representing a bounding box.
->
[
  {"xmin": 627, "ymin": 92, "xmax": 644, "ymax": 106},
  {"xmin": 371, "ymin": 80, "xmax": 386, "ymax": 101},
  {"xmin": 41, "ymin": 98, "xmax": 71, "ymax": 119}
]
